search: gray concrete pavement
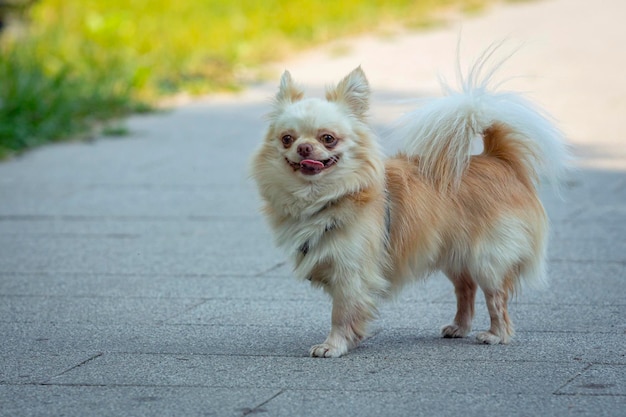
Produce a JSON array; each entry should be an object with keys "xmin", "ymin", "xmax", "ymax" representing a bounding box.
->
[{"xmin": 1, "ymin": 0, "xmax": 625, "ymax": 415}]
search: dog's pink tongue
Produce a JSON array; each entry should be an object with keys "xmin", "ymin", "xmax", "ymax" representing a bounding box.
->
[{"xmin": 300, "ymin": 159, "xmax": 324, "ymax": 169}]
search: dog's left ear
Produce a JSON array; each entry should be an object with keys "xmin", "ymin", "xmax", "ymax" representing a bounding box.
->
[{"xmin": 326, "ymin": 66, "xmax": 370, "ymax": 118}]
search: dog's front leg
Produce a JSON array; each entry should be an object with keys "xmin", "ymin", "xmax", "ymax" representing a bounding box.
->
[{"xmin": 310, "ymin": 293, "xmax": 375, "ymax": 358}]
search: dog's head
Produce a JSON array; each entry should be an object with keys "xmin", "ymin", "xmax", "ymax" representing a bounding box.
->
[{"xmin": 253, "ymin": 67, "xmax": 383, "ymax": 193}]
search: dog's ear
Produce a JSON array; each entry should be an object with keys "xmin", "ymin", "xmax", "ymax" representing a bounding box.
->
[
  {"xmin": 275, "ymin": 70, "xmax": 304, "ymax": 104},
  {"xmin": 326, "ymin": 66, "xmax": 370, "ymax": 117}
]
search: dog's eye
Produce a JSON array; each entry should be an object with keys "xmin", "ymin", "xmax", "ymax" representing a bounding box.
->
[
  {"xmin": 281, "ymin": 135, "xmax": 294, "ymax": 147},
  {"xmin": 320, "ymin": 134, "xmax": 337, "ymax": 147}
]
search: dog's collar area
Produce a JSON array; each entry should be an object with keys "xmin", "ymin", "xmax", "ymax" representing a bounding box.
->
[
  {"xmin": 299, "ymin": 240, "xmax": 309, "ymax": 256},
  {"xmin": 300, "ymin": 188, "xmax": 392, "ymax": 260},
  {"xmin": 299, "ymin": 221, "xmax": 336, "ymax": 257},
  {"xmin": 303, "ymin": 191, "xmax": 391, "ymax": 282}
]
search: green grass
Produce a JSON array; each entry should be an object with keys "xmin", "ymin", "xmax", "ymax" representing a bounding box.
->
[
  {"xmin": 0, "ymin": 0, "xmax": 491, "ymax": 157},
  {"xmin": 0, "ymin": 42, "xmax": 146, "ymax": 158}
]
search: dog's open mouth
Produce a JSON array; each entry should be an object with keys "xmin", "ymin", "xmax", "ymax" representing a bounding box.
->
[{"xmin": 287, "ymin": 155, "xmax": 340, "ymax": 175}]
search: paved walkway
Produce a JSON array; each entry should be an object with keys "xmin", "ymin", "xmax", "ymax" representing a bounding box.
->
[{"xmin": 1, "ymin": 0, "xmax": 624, "ymax": 415}]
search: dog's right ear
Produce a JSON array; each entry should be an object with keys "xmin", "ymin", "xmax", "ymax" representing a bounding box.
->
[{"xmin": 275, "ymin": 70, "xmax": 304, "ymax": 104}]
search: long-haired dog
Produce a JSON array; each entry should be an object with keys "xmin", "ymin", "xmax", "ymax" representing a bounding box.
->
[{"xmin": 251, "ymin": 48, "xmax": 569, "ymax": 357}]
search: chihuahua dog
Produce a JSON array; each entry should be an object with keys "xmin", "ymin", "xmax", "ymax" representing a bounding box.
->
[{"xmin": 251, "ymin": 49, "xmax": 569, "ymax": 357}]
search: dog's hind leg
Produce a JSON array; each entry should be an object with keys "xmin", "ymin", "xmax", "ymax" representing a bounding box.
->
[
  {"xmin": 442, "ymin": 271, "xmax": 477, "ymax": 338},
  {"xmin": 476, "ymin": 284, "xmax": 514, "ymax": 345}
]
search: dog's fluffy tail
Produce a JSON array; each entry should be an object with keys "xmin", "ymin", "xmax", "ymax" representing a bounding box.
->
[{"xmin": 393, "ymin": 46, "xmax": 570, "ymax": 192}]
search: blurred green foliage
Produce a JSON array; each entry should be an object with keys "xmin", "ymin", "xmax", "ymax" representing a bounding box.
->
[{"xmin": 0, "ymin": 0, "xmax": 487, "ymax": 157}]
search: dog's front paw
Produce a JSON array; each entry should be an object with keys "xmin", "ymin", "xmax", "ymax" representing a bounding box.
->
[
  {"xmin": 476, "ymin": 331, "xmax": 509, "ymax": 345},
  {"xmin": 441, "ymin": 324, "xmax": 469, "ymax": 338},
  {"xmin": 309, "ymin": 343, "xmax": 347, "ymax": 358}
]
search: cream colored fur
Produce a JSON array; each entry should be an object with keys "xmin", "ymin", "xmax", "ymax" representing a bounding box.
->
[{"xmin": 251, "ymin": 56, "xmax": 568, "ymax": 357}]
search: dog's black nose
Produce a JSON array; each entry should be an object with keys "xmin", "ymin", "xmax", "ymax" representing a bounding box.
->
[{"xmin": 297, "ymin": 143, "xmax": 313, "ymax": 157}]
